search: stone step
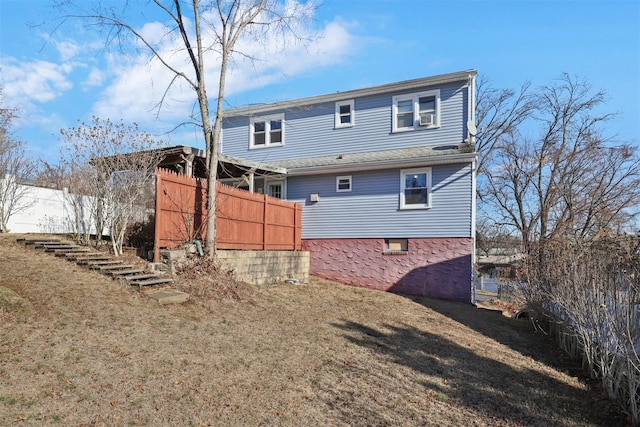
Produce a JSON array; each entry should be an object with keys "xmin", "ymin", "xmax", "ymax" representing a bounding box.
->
[
  {"xmin": 35, "ymin": 243, "xmax": 69, "ymax": 249},
  {"xmin": 131, "ymin": 277, "xmax": 174, "ymax": 287},
  {"xmin": 33, "ymin": 240, "xmax": 70, "ymax": 247},
  {"xmin": 75, "ymin": 256, "xmax": 113, "ymax": 264},
  {"xmin": 18, "ymin": 237, "xmax": 186, "ymax": 304},
  {"xmin": 54, "ymin": 249, "xmax": 91, "ymax": 257},
  {"xmin": 109, "ymin": 269, "xmax": 145, "ymax": 277},
  {"xmin": 147, "ymin": 289, "xmax": 189, "ymax": 305},
  {"xmin": 45, "ymin": 246, "xmax": 82, "ymax": 252},
  {"xmin": 22, "ymin": 239, "xmax": 60, "ymax": 245},
  {"xmin": 93, "ymin": 264, "xmax": 136, "ymax": 271},
  {"xmin": 123, "ymin": 273, "xmax": 162, "ymax": 281},
  {"xmin": 70, "ymin": 252, "xmax": 107, "ymax": 258},
  {"xmin": 85, "ymin": 260, "xmax": 124, "ymax": 266}
]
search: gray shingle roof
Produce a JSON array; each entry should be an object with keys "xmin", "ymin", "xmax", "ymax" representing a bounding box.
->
[{"xmin": 267, "ymin": 143, "xmax": 477, "ymax": 175}]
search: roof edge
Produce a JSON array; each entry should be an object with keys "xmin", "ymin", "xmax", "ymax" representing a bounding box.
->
[
  {"xmin": 284, "ymin": 152, "xmax": 477, "ymax": 176},
  {"xmin": 224, "ymin": 69, "xmax": 477, "ymax": 117}
]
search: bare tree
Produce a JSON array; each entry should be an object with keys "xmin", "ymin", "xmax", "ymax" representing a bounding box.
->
[
  {"xmin": 36, "ymin": 160, "xmax": 68, "ymax": 190},
  {"xmin": 522, "ymin": 237, "xmax": 640, "ymax": 424},
  {"xmin": 478, "ymin": 74, "xmax": 640, "ymax": 423},
  {"xmin": 0, "ymin": 140, "xmax": 37, "ymax": 232},
  {"xmin": 58, "ymin": 0, "xmax": 315, "ymax": 256},
  {"xmin": 475, "ymin": 76, "xmax": 535, "ymax": 176},
  {"xmin": 480, "ymin": 74, "xmax": 640, "ymax": 251},
  {"xmin": 0, "ymin": 87, "xmax": 36, "ymax": 232},
  {"xmin": 60, "ymin": 116, "xmax": 165, "ymax": 255}
]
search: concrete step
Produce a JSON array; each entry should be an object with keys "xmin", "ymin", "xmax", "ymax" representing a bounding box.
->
[{"xmin": 147, "ymin": 289, "xmax": 189, "ymax": 305}]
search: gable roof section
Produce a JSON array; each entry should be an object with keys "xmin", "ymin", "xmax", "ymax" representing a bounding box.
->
[
  {"xmin": 268, "ymin": 143, "xmax": 476, "ymax": 176},
  {"xmin": 224, "ymin": 69, "xmax": 477, "ymax": 117}
]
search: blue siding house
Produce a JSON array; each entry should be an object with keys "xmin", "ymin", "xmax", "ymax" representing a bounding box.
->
[{"xmin": 220, "ymin": 70, "xmax": 478, "ymax": 302}]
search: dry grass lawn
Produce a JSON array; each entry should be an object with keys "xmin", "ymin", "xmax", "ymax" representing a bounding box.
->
[{"xmin": 0, "ymin": 234, "xmax": 626, "ymax": 426}]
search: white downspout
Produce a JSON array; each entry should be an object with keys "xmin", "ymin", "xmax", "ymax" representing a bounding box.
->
[{"xmin": 468, "ymin": 73, "xmax": 478, "ymax": 304}]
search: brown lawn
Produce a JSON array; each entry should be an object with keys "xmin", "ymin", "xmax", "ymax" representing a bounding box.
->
[{"xmin": 0, "ymin": 234, "xmax": 627, "ymax": 426}]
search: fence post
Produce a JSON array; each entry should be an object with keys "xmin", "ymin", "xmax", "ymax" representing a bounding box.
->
[
  {"xmin": 263, "ymin": 194, "xmax": 268, "ymax": 250},
  {"xmin": 295, "ymin": 204, "xmax": 301, "ymax": 250},
  {"xmin": 153, "ymin": 170, "xmax": 161, "ymax": 262}
]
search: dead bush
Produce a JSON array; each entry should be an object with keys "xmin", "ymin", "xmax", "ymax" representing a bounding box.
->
[{"xmin": 172, "ymin": 255, "xmax": 256, "ymax": 306}]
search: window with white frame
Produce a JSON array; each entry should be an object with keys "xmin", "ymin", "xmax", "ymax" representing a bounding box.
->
[
  {"xmin": 392, "ymin": 89, "xmax": 440, "ymax": 132},
  {"xmin": 250, "ymin": 114, "xmax": 284, "ymax": 148},
  {"xmin": 335, "ymin": 100, "xmax": 354, "ymax": 128},
  {"xmin": 336, "ymin": 175, "xmax": 352, "ymax": 192},
  {"xmin": 400, "ymin": 167, "xmax": 431, "ymax": 209},
  {"xmin": 267, "ymin": 181, "xmax": 283, "ymax": 199}
]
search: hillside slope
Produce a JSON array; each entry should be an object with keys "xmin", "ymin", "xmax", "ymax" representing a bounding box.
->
[{"xmin": 0, "ymin": 235, "xmax": 626, "ymax": 426}]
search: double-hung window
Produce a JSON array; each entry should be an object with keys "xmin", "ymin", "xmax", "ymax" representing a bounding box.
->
[
  {"xmin": 335, "ymin": 100, "xmax": 354, "ymax": 128},
  {"xmin": 336, "ymin": 175, "xmax": 352, "ymax": 192},
  {"xmin": 400, "ymin": 167, "xmax": 431, "ymax": 209},
  {"xmin": 392, "ymin": 89, "xmax": 440, "ymax": 132},
  {"xmin": 250, "ymin": 114, "xmax": 284, "ymax": 148}
]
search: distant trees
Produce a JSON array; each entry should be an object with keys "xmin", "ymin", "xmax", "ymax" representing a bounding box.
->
[
  {"xmin": 0, "ymin": 86, "xmax": 36, "ymax": 232},
  {"xmin": 478, "ymin": 74, "xmax": 640, "ymax": 251},
  {"xmin": 59, "ymin": 116, "xmax": 165, "ymax": 255},
  {"xmin": 476, "ymin": 74, "xmax": 640, "ymax": 423},
  {"xmin": 58, "ymin": 0, "xmax": 316, "ymax": 256}
]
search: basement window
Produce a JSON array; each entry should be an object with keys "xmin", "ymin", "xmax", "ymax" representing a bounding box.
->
[{"xmin": 384, "ymin": 238, "xmax": 408, "ymax": 255}]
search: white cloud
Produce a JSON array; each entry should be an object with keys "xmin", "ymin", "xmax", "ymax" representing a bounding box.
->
[
  {"xmin": 1, "ymin": 56, "xmax": 74, "ymax": 104},
  {"xmin": 82, "ymin": 67, "xmax": 106, "ymax": 89},
  {"xmin": 90, "ymin": 8, "xmax": 358, "ymax": 134},
  {"xmin": 54, "ymin": 40, "xmax": 81, "ymax": 62}
]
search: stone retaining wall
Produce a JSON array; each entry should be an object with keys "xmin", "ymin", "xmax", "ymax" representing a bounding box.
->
[{"xmin": 217, "ymin": 250, "xmax": 309, "ymax": 286}]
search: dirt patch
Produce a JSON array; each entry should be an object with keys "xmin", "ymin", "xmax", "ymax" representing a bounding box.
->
[{"xmin": 0, "ymin": 234, "xmax": 628, "ymax": 426}]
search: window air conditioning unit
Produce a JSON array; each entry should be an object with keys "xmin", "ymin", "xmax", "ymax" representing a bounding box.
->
[{"xmin": 419, "ymin": 114, "xmax": 434, "ymax": 126}]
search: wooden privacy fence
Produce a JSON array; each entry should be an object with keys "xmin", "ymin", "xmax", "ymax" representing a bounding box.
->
[{"xmin": 154, "ymin": 168, "xmax": 302, "ymax": 260}]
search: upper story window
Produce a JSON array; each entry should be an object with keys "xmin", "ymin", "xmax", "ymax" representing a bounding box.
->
[
  {"xmin": 400, "ymin": 167, "xmax": 431, "ymax": 209},
  {"xmin": 250, "ymin": 113, "xmax": 284, "ymax": 148},
  {"xmin": 392, "ymin": 89, "xmax": 440, "ymax": 133},
  {"xmin": 335, "ymin": 100, "xmax": 354, "ymax": 128},
  {"xmin": 336, "ymin": 175, "xmax": 352, "ymax": 192}
]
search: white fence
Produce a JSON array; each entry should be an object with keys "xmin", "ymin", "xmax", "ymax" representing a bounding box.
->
[
  {"xmin": 2, "ymin": 182, "xmax": 97, "ymax": 235},
  {"xmin": 477, "ymin": 277, "xmax": 499, "ymax": 292}
]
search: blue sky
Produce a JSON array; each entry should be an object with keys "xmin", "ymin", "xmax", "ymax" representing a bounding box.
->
[{"xmin": 1, "ymin": 0, "xmax": 639, "ymax": 163}]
